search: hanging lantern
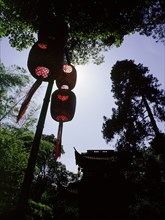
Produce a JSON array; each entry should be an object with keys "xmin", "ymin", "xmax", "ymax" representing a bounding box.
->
[
  {"xmin": 27, "ymin": 41, "xmax": 65, "ymax": 81},
  {"xmin": 38, "ymin": 16, "xmax": 68, "ymax": 47},
  {"xmin": 50, "ymin": 89, "xmax": 76, "ymax": 122},
  {"xmin": 56, "ymin": 64, "xmax": 77, "ymax": 90}
]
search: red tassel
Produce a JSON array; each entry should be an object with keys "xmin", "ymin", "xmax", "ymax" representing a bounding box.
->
[
  {"xmin": 17, "ymin": 79, "xmax": 42, "ymax": 123},
  {"xmin": 55, "ymin": 122, "xmax": 63, "ymax": 159}
]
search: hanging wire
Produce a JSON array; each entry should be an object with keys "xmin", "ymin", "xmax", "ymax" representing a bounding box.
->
[{"xmin": 65, "ymin": 46, "xmax": 71, "ymax": 65}]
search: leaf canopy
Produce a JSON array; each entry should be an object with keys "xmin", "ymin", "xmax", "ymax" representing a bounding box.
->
[{"xmin": 0, "ymin": 0, "xmax": 165, "ymax": 64}]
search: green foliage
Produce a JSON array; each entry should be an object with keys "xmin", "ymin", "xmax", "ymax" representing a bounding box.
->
[
  {"xmin": 0, "ymin": 63, "xmax": 29, "ymax": 97},
  {"xmin": 28, "ymin": 200, "xmax": 53, "ymax": 220},
  {"xmin": 0, "ymin": 0, "xmax": 164, "ymax": 64},
  {"xmin": 33, "ymin": 134, "xmax": 78, "ymax": 196},
  {"xmin": 0, "ymin": 61, "xmax": 78, "ymax": 219},
  {"xmin": 0, "ymin": 63, "xmax": 28, "ymax": 121},
  {"xmin": 0, "ymin": 62, "xmax": 39, "ymax": 130},
  {"xmin": 0, "ymin": 127, "xmax": 29, "ymax": 215},
  {"xmin": 36, "ymin": 134, "xmax": 79, "ymax": 219},
  {"xmin": 42, "ymin": 185, "xmax": 79, "ymax": 220},
  {"xmin": 0, "ymin": 0, "xmax": 36, "ymax": 49},
  {"xmin": 0, "ymin": 129, "xmax": 79, "ymax": 219},
  {"xmin": 1, "ymin": 124, "xmax": 164, "ymax": 219}
]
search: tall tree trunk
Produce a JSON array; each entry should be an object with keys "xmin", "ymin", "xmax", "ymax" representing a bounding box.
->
[{"xmin": 141, "ymin": 93, "xmax": 160, "ymax": 137}]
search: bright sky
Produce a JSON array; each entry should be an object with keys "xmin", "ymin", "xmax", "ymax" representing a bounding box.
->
[{"xmin": 0, "ymin": 32, "xmax": 165, "ymax": 173}]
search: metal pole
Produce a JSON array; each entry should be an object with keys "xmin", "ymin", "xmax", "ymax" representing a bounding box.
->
[{"xmin": 16, "ymin": 80, "xmax": 54, "ymax": 219}]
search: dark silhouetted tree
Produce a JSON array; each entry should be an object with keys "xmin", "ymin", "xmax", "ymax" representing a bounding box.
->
[
  {"xmin": 102, "ymin": 59, "xmax": 165, "ymax": 149},
  {"xmin": 101, "ymin": 59, "xmax": 165, "ymax": 218}
]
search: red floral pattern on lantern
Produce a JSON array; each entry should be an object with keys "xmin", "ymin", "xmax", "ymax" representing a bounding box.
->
[
  {"xmin": 56, "ymin": 115, "xmax": 68, "ymax": 121},
  {"xmin": 38, "ymin": 43, "xmax": 47, "ymax": 49},
  {"xmin": 63, "ymin": 64, "xmax": 72, "ymax": 73},
  {"xmin": 35, "ymin": 66, "xmax": 49, "ymax": 78},
  {"xmin": 57, "ymin": 94, "xmax": 69, "ymax": 101}
]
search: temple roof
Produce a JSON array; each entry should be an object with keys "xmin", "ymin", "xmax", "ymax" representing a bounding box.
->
[
  {"xmin": 59, "ymin": 149, "xmax": 116, "ymax": 194},
  {"xmin": 74, "ymin": 148, "xmax": 115, "ymax": 169}
]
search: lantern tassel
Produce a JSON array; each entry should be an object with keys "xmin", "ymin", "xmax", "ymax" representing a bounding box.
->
[
  {"xmin": 55, "ymin": 122, "xmax": 63, "ymax": 159},
  {"xmin": 17, "ymin": 79, "xmax": 42, "ymax": 123}
]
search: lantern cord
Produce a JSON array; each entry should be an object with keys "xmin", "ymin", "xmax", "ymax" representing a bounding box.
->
[
  {"xmin": 17, "ymin": 79, "xmax": 42, "ymax": 123},
  {"xmin": 65, "ymin": 46, "xmax": 71, "ymax": 65},
  {"xmin": 55, "ymin": 121, "xmax": 63, "ymax": 159},
  {"xmin": 37, "ymin": 0, "xmax": 55, "ymax": 23}
]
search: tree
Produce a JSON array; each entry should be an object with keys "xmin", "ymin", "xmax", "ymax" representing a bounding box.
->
[
  {"xmin": 0, "ymin": 127, "xmax": 30, "ymax": 217},
  {"xmin": 101, "ymin": 60, "xmax": 165, "ymax": 218},
  {"xmin": 0, "ymin": 0, "xmax": 165, "ymax": 64},
  {"xmin": 0, "ymin": 129, "xmax": 79, "ymax": 220},
  {"xmin": 117, "ymin": 145, "xmax": 165, "ymax": 220},
  {"xmin": 102, "ymin": 59, "xmax": 165, "ymax": 149},
  {"xmin": 0, "ymin": 62, "xmax": 39, "ymax": 129},
  {"xmin": 31, "ymin": 134, "xmax": 77, "ymax": 202},
  {"xmin": 0, "ymin": 63, "xmax": 28, "ymax": 120},
  {"xmin": 30, "ymin": 134, "xmax": 79, "ymax": 220}
]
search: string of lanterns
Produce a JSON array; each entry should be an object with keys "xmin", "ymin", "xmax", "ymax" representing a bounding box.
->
[{"xmin": 17, "ymin": 16, "xmax": 77, "ymax": 159}]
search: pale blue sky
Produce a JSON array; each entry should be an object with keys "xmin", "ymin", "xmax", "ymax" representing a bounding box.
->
[{"xmin": 1, "ymin": 32, "xmax": 165, "ymax": 173}]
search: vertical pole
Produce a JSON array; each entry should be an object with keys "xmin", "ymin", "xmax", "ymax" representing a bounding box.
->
[{"xmin": 16, "ymin": 80, "xmax": 54, "ymax": 219}]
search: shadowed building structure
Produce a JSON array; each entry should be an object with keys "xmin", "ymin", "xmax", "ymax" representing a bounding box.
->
[{"xmin": 73, "ymin": 148, "xmax": 129, "ymax": 220}]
